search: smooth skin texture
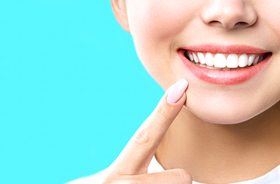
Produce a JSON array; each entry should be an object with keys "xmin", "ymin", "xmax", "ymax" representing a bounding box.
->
[{"xmin": 71, "ymin": 0, "xmax": 280, "ymax": 183}]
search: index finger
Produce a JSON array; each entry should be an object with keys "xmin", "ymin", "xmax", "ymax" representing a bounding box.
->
[{"xmin": 111, "ymin": 79, "xmax": 189, "ymax": 174}]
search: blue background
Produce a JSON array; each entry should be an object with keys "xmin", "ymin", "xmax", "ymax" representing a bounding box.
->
[{"xmin": 0, "ymin": 0, "xmax": 163, "ymax": 183}]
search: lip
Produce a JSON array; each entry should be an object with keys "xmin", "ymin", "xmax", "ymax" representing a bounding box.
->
[
  {"xmin": 178, "ymin": 45, "xmax": 272, "ymax": 85},
  {"xmin": 181, "ymin": 44, "xmax": 270, "ymax": 54}
]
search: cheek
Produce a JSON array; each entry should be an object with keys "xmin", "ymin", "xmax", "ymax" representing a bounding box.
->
[
  {"xmin": 126, "ymin": 0, "xmax": 199, "ymax": 87},
  {"xmin": 127, "ymin": 0, "xmax": 198, "ymax": 43},
  {"xmin": 258, "ymin": 3, "xmax": 280, "ymax": 47}
]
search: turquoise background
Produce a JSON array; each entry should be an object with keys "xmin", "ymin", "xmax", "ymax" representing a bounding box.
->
[{"xmin": 0, "ymin": 0, "xmax": 163, "ymax": 183}]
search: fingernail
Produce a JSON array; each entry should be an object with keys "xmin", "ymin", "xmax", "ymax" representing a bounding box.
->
[{"xmin": 167, "ymin": 79, "xmax": 188, "ymax": 104}]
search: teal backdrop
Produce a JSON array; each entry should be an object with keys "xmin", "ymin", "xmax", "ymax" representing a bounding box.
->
[{"xmin": 0, "ymin": 1, "xmax": 163, "ymax": 183}]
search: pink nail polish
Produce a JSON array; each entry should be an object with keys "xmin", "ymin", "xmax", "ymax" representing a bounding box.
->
[{"xmin": 167, "ymin": 79, "xmax": 188, "ymax": 104}]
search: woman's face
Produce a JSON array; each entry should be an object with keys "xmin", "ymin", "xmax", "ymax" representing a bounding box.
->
[{"xmin": 112, "ymin": 0, "xmax": 280, "ymax": 124}]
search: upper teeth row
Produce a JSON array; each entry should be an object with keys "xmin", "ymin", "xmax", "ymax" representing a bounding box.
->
[{"xmin": 186, "ymin": 52, "xmax": 264, "ymax": 68}]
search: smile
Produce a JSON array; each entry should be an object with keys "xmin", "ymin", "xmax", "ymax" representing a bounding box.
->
[
  {"xmin": 178, "ymin": 45, "xmax": 272, "ymax": 85},
  {"xmin": 184, "ymin": 52, "xmax": 270, "ymax": 69}
]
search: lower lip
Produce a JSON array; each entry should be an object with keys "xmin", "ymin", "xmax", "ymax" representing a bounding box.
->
[{"xmin": 178, "ymin": 51, "xmax": 271, "ymax": 85}]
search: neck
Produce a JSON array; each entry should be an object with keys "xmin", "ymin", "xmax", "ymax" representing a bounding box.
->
[{"xmin": 156, "ymin": 102, "xmax": 280, "ymax": 183}]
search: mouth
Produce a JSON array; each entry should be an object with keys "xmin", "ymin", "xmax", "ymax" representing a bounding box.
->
[
  {"xmin": 181, "ymin": 50, "xmax": 271, "ymax": 70},
  {"xmin": 178, "ymin": 45, "xmax": 272, "ymax": 85}
]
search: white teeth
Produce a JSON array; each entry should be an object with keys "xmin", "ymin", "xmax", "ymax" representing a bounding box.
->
[
  {"xmin": 193, "ymin": 53, "xmax": 199, "ymax": 63},
  {"xmin": 205, "ymin": 53, "xmax": 214, "ymax": 66},
  {"xmin": 248, "ymin": 55, "xmax": 255, "ymax": 66},
  {"xmin": 214, "ymin": 54, "xmax": 227, "ymax": 68},
  {"xmin": 238, "ymin": 54, "xmax": 248, "ymax": 67},
  {"xmin": 197, "ymin": 52, "xmax": 206, "ymax": 64},
  {"xmin": 253, "ymin": 56, "xmax": 260, "ymax": 65},
  {"xmin": 226, "ymin": 54, "xmax": 239, "ymax": 68},
  {"xmin": 188, "ymin": 52, "xmax": 193, "ymax": 61},
  {"xmin": 188, "ymin": 52, "xmax": 265, "ymax": 69}
]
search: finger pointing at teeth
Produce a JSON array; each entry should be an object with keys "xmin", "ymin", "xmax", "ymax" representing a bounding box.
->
[
  {"xmin": 67, "ymin": 79, "xmax": 191, "ymax": 184},
  {"xmin": 111, "ymin": 79, "xmax": 189, "ymax": 175}
]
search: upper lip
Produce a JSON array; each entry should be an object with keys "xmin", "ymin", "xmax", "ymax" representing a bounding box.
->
[{"xmin": 179, "ymin": 44, "xmax": 271, "ymax": 55}]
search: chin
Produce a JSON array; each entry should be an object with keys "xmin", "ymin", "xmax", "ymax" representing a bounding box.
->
[
  {"xmin": 186, "ymin": 95, "xmax": 264, "ymax": 125},
  {"xmin": 189, "ymin": 107, "xmax": 255, "ymax": 124}
]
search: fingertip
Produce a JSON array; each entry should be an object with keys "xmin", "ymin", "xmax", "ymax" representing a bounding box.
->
[{"xmin": 166, "ymin": 79, "xmax": 189, "ymax": 105}]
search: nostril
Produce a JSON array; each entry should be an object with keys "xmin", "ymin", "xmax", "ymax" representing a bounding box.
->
[
  {"xmin": 234, "ymin": 21, "xmax": 249, "ymax": 28},
  {"xmin": 208, "ymin": 20, "xmax": 250, "ymax": 29},
  {"xmin": 236, "ymin": 22, "xmax": 248, "ymax": 26},
  {"xmin": 208, "ymin": 20, "xmax": 222, "ymax": 26},
  {"xmin": 208, "ymin": 20, "xmax": 251, "ymax": 30}
]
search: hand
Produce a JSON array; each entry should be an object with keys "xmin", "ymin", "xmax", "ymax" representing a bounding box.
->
[{"xmin": 68, "ymin": 79, "xmax": 191, "ymax": 184}]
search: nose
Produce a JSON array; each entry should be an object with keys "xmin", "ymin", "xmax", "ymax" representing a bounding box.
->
[{"xmin": 200, "ymin": 0, "xmax": 257, "ymax": 30}]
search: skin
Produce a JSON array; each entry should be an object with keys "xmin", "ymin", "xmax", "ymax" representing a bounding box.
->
[{"xmin": 69, "ymin": 0, "xmax": 280, "ymax": 183}]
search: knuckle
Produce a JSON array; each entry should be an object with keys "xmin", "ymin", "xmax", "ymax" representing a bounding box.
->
[
  {"xmin": 133, "ymin": 127, "xmax": 151, "ymax": 146},
  {"xmin": 154, "ymin": 104, "xmax": 172, "ymax": 123},
  {"xmin": 174, "ymin": 169, "xmax": 192, "ymax": 183}
]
